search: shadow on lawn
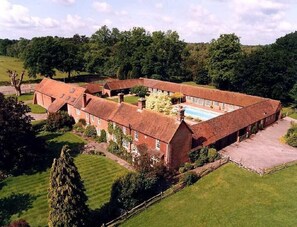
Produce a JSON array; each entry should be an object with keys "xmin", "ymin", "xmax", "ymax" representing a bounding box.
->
[
  {"xmin": 31, "ymin": 133, "xmax": 85, "ymax": 173},
  {"xmin": 0, "ymin": 181, "xmax": 7, "ymax": 190},
  {"xmin": 0, "ymin": 193, "xmax": 36, "ymax": 226}
]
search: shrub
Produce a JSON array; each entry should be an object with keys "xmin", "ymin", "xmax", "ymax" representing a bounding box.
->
[
  {"xmin": 8, "ymin": 219, "xmax": 30, "ymax": 227},
  {"xmin": 179, "ymin": 166, "xmax": 186, "ymax": 174},
  {"xmin": 78, "ymin": 118, "xmax": 86, "ymax": 126},
  {"xmin": 285, "ymin": 123, "xmax": 297, "ymax": 147},
  {"xmin": 184, "ymin": 162, "xmax": 193, "ymax": 171},
  {"xmin": 194, "ymin": 159, "xmax": 204, "ymax": 168},
  {"xmin": 107, "ymin": 141, "xmax": 120, "ymax": 154},
  {"xmin": 207, "ymin": 148, "xmax": 218, "ymax": 162},
  {"xmin": 97, "ymin": 129, "xmax": 107, "ymax": 143},
  {"xmin": 181, "ymin": 172, "xmax": 200, "ymax": 186},
  {"xmin": 73, "ymin": 122, "xmax": 85, "ymax": 133},
  {"xmin": 45, "ymin": 111, "xmax": 75, "ymax": 131},
  {"xmin": 286, "ymin": 134, "xmax": 297, "ymax": 147},
  {"xmin": 84, "ymin": 125, "xmax": 97, "ymax": 138}
]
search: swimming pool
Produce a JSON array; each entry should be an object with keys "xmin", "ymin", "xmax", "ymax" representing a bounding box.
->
[{"xmin": 184, "ymin": 106, "xmax": 220, "ymax": 121}]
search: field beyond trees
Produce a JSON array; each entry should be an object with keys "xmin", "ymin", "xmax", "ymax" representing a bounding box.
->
[
  {"xmin": 124, "ymin": 163, "xmax": 297, "ymax": 227},
  {"xmin": 0, "ymin": 132, "xmax": 128, "ymax": 226}
]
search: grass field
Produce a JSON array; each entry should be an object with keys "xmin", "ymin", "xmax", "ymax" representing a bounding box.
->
[
  {"xmin": 108, "ymin": 95, "xmax": 139, "ymax": 104},
  {"xmin": 6, "ymin": 93, "xmax": 34, "ymax": 101},
  {"xmin": 28, "ymin": 103, "xmax": 47, "ymax": 114},
  {"xmin": 282, "ymin": 107, "xmax": 297, "ymax": 120},
  {"xmin": 0, "ymin": 55, "xmax": 68, "ymax": 83},
  {"xmin": 124, "ymin": 163, "xmax": 297, "ymax": 227},
  {"xmin": 0, "ymin": 132, "xmax": 128, "ymax": 226},
  {"xmin": 182, "ymin": 81, "xmax": 216, "ymax": 89}
]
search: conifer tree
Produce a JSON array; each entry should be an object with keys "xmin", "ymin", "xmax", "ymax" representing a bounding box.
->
[{"xmin": 48, "ymin": 146, "xmax": 89, "ymax": 227}]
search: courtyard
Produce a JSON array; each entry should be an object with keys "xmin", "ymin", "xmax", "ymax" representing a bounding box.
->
[{"xmin": 220, "ymin": 117, "xmax": 297, "ymax": 174}]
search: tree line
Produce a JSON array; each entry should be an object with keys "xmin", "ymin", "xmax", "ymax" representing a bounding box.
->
[{"xmin": 1, "ymin": 26, "xmax": 297, "ymax": 104}]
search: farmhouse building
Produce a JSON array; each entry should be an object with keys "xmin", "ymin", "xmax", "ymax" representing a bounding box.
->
[{"xmin": 34, "ymin": 78, "xmax": 282, "ymax": 169}]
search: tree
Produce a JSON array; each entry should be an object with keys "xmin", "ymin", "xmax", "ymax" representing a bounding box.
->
[
  {"xmin": 8, "ymin": 219, "xmax": 30, "ymax": 227},
  {"xmin": 23, "ymin": 36, "xmax": 60, "ymax": 78},
  {"xmin": 48, "ymin": 146, "xmax": 89, "ymax": 227},
  {"xmin": 56, "ymin": 38, "xmax": 85, "ymax": 78},
  {"xmin": 7, "ymin": 70, "xmax": 25, "ymax": 96},
  {"xmin": 184, "ymin": 43, "xmax": 211, "ymax": 84},
  {"xmin": 209, "ymin": 34, "xmax": 242, "ymax": 90},
  {"xmin": 0, "ymin": 93, "xmax": 36, "ymax": 174},
  {"xmin": 146, "ymin": 92, "xmax": 173, "ymax": 115},
  {"xmin": 289, "ymin": 83, "xmax": 297, "ymax": 107},
  {"xmin": 130, "ymin": 85, "xmax": 148, "ymax": 97}
]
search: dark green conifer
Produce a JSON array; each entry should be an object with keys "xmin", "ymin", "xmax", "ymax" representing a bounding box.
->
[{"xmin": 48, "ymin": 146, "xmax": 89, "ymax": 227}]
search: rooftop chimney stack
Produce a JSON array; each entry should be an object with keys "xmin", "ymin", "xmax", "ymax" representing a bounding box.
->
[
  {"xmin": 118, "ymin": 92, "xmax": 124, "ymax": 103},
  {"xmin": 138, "ymin": 98, "xmax": 146, "ymax": 111},
  {"xmin": 177, "ymin": 105, "xmax": 185, "ymax": 122},
  {"xmin": 82, "ymin": 93, "xmax": 87, "ymax": 109}
]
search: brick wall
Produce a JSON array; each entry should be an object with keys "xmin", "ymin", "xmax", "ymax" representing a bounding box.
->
[{"xmin": 168, "ymin": 122, "xmax": 192, "ymax": 169}]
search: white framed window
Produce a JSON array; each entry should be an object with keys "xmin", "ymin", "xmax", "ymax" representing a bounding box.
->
[
  {"xmin": 134, "ymin": 131, "xmax": 138, "ymax": 141},
  {"xmin": 76, "ymin": 109, "xmax": 80, "ymax": 115},
  {"xmin": 96, "ymin": 128, "xmax": 101, "ymax": 136},
  {"xmin": 123, "ymin": 127, "xmax": 126, "ymax": 135},
  {"xmin": 85, "ymin": 113, "xmax": 89, "ymax": 121},
  {"xmin": 123, "ymin": 139, "xmax": 129, "ymax": 148},
  {"xmin": 97, "ymin": 118, "xmax": 101, "ymax": 124},
  {"xmin": 91, "ymin": 115, "xmax": 94, "ymax": 122},
  {"xmin": 156, "ymin": 139, "xmax": 160, "ymax": 150}
]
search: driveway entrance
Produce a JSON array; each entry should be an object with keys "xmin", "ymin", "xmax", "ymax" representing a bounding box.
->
[{"xmin": 220, "ymin": 117, "xmax": 297, "ymax": 174}]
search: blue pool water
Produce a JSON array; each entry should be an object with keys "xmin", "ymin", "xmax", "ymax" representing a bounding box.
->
[{"xmin": 184, "ymin": 106, "xmax": 220, "ymax": 121}]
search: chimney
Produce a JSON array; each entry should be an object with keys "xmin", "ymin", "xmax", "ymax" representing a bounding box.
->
[
  {"xmin": 138, "ymin": 98, "xmax": 146, "ymax": 111},
  {"xmin": 118, "ymin": 92, "xmax": 124, "ymax": 103},
  {"xmin": 177, "ymin": 105, "xmax": 185, "ymax": 122},
  {"xmin": 82, "ymin": 93, "xmax": 87, "ymax": 109}
]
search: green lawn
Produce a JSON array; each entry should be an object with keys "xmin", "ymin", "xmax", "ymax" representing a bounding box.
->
[
  {"xmin": 182, "ymin": 81, "xmax": 216, "ymax": 89},
  {"xmin": 28, "ymin": 103, "xmax": 47, "ymax": 114},
  {"xmin": 0, "ymin": 132, "xmax": 128, "ymax": 226},
  {"xmin": 0, "ymin": 55, "xmax": 68, "ymax": 83},
  {"xmin": 108, "ymin": 95, "xmax": 139, "ymax": 104},
  {"xmin": 6, "ymin": 93, "xmax": 34, "ymax": 101},
  {"xmin": 282, "ymin": 107, "xmax": 297, "ymax": 120},
  {"xmin": 124, "ymin": 163, "xmax": 297, "ymax": 227}
]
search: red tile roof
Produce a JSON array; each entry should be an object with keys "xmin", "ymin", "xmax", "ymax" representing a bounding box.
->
[
  {"xmin": 104, "ymin": 79, "xmax": 144, "ymax": 90},
  {"xmin": 191, "ymin": 99, "xmax": 281, "ymax": 147},
  {"xmin": 82, "ymin": 83, "xmax": 102, "ymax": 94},
  {"xmin": 74, "ymin": 94, "xmax": 118, "ymax": 120},
  {"xmin": 103, "ymin": 78, "xmax": 265, "ymax": 107},
  {"xmin": 141, "ymin": 78, "xmax": 264, "ymax": 107},
  {"xmin": 109, "ymin": 102, "xmax": 189, "ymax": 143},
  {"xmin": 34, "ymin": 78, "xmax": 86, "ymax": 106}
]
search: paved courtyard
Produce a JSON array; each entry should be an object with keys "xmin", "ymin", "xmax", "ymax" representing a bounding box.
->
[{"xmin": 220, "ymin": 117, "xmax": 297, "ymax": 174}]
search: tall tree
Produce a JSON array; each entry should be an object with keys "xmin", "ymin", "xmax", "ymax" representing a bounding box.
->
[
  {"xmin": 289, "ymin": 83, "xmax": 297, "ymax": 107},
  {"xmin": 209, "ymin": 33, "xmax": 242, "ymax": 90},
  {"xmin": 48, "ymin": 146, "xmax": 89, "ymax": 227},
  {"xmin": 23, "ymin": 36, "xmax": 60, "ymax": 78},
  {"xmin": 0, "ymin": 93, "xmax": 35, "ymax": 174},
  {"xmin": 56, "ymin": 38, "xmax": 85, "ymax": 78}
]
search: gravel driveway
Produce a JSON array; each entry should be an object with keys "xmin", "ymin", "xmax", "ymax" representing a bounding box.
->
[{"xmin": 220, "ymin": 117, "xmax": 297, "ymax": 174}]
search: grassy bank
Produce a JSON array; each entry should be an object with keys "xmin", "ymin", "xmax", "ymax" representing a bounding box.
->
[{"xmin": 124, "ymin": 163, "xmax": 297, "ymax": 227}]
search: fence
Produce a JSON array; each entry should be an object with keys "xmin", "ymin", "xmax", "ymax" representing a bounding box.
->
[{"xmin": 104, "ymin": 158, "xmax": 229, "ymax": 226}]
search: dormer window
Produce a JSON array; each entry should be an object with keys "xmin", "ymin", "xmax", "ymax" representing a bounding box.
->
[{"xmin": 156, "ymin": 139, "xmax": 160, "ymax": 150}]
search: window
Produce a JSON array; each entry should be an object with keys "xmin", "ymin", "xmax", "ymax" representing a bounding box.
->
[
  {"xmin": 96, "ymin": 128, "xmax": 101, "ymax": 135},
  {"xmin": 123, "ymin": 139, "xmax": 129, "ymax": 148},
  {"xmin": 97, "ymin": 118, "xmax": 101, "ymax": 124},
  {"xmin": 156, "ymin": 139, "xmax": 160, "ymax": 150},
  {"xmin": 76, "ymin": 109, "xmax": 80, "ymax": 115},
  {"xmin": 91, "ymin": 115, "xmax": 94, "ymax": 122},
  {"xmin": 85, "ymin": 113, "xmax": 89, "ymax": 121},
  {"xmin": 134, "ymin": 131, "xmax": 138, "ymax": 141},
  {"xmin": 123, "ymin": 127, "xmax": 126, "ymax": 135}
]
